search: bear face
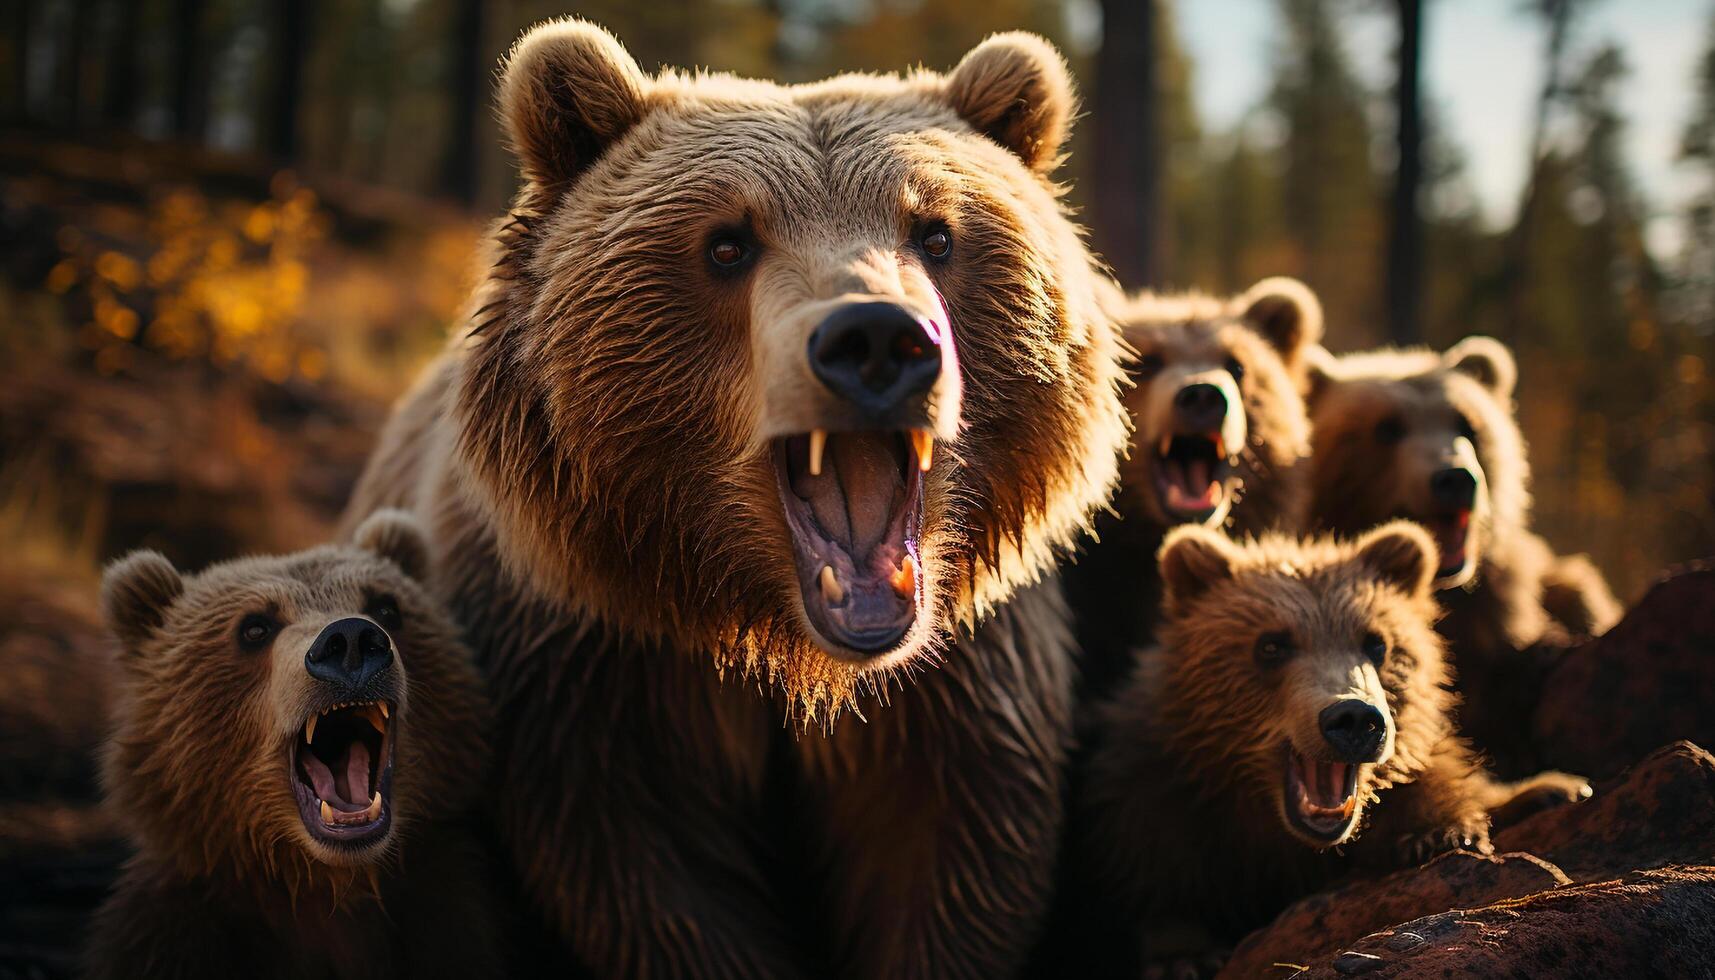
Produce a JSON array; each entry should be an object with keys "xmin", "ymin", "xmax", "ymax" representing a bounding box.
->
[
  {"xmin": 1152, "ymin": 521, "xmax": 1447, "ymax": 848},
  {"xmin": 100, "ymin": 511, "xmax": 487, "ymax": 877},
  {"xmin": 1307, "ymin": 337, "xmax": 1525, "ymax": 589},
  {"xmin": 1115, "ymin": 278, "xmax": 1321, "ymax": 532},
  {"xmin": 460, "ymin": 21, "xmax": 1126, "ymax": 706}
]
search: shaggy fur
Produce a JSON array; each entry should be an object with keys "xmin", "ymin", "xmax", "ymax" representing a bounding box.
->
[
  {"xmin": 1063, "ymin": 278, "xmax": 1320, "ymax": 701},
  {"xmin": 1307, "ymin": 338, "xmax": 1622, "ymax": 771},
  {"xmin": 1060, "ymin": 525, "xmax": 1589, "ymax": 976},
  {"xmin": 343, "ymin": 20, "xmax": 1127, "ymax": 980},
  {"xmin": 87, "ymin": 513, "xmax": 507, "ymax": 979}
]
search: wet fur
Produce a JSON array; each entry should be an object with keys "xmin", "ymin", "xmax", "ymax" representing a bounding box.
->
[
  {"xmin": 344, "ymin": 20, "xmax": 1126, "ymax": 980},
  {"xmin": 87, "ymin": 523, "xmax": 506, "ymax": 979}
]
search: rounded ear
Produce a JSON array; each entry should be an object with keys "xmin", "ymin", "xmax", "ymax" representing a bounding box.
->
[
  {"xmin": 1304, "ymin": 344, "xmax": 1338, "ymax": 405},
  {"xmin": 1158, "ymin": 525, "xmax": 1239, "ymax": 614},
  {"xmin": 943, "ymin": 32, "xmax": 1075, "ymax": 174},
  {"xmin": 354, "ymin": 509, "xmax": 431, "ymax": 582},
  {"xmin": 499, "ymin": 19, "xmax": 649, "ymax": 189},
  {"xmin": 1240, "ymin": 277, "xmax": 1324, "ymax": 363},
  {"xmin": 1443, "ymin": 336, "xmax": 1516, "ymax": 400},
  {"xmin": 101, "ymin": 551, "xmax": 183, "ymax": 651},
  {"xmin": 1352, "ymin": 521, "xmax": 1438, "ymax": 598}
]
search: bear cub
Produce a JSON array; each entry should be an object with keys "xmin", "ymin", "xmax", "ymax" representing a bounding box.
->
[
  {"xmin": 1073, "ymin": 523, "xmax": 1590, "ymax": 972},
  {"xmin": 88, "ymin": 511, "xmax": 506, "ymax": 980}
]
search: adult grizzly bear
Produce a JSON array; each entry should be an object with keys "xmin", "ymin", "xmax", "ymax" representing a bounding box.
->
[
  {"xmin": 346, "ymin": 19, "xmax": 1127, "ymax": 980},
  {"xmin": 88, "ymin": 512, "xmax": 508, "ymax": 979},
  {"xmin": 1063, "ymin": 278, "xmax": 1322, "ymax": 699},
  {"xmin": 1306, "ymin": 338, "xmax": 1621, "ymax": 771},
  {"xmin": 1067, "ymin": 524, "xmax": 1590, "ymax": 976}
]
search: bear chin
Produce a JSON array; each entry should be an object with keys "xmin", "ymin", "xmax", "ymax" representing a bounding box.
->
[
  {"xmin": 774, "ymin": 430, "xmax": 931, "ymax": 662},
  {"xmin": 1279, "ymin": 744, "xmax": 1363, "ymax": 847},
  {"xmin": 288, "ymin": 699, "xmax": 397, "ymax": 860}
]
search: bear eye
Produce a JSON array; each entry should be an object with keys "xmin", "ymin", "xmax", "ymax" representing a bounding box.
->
[
  {"xmin": 1224, "ymin": 356, "xmax": 1246, "ymax": 385},
  {"xmin": 708, "ymin": 238, "xmax": 748, "ymax": 269},
  {"xmin": 1361, "ymin": 631, "xmax": 1388, "ymax": 666},
  {"xmin": 920, "ymin": 228, "xmax": 952, "ymax": 260},
  {"xmin": 237, "ymin": 614, "xmax": 277, "ymax": 651},
  {"xmin": 366, "ymin": 594, "xmax": 403, "ymax": 634},
  {"xmin": 1375, "ymin": 415, "xmax": 1407, "ymax": 445},
  {"xmin": 1254, "ymin": 631, "xmax": 1294, "ymax": 667},
  {"xmin": 1132, "ymin": 353, "xmax": 1164, "ymax": 380}
]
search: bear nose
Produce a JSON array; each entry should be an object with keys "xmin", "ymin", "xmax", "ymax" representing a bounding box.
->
[
  {"xmin": 807, "ymin": 302, "xmax": 941, "ymax": 416},
  {"xmin": 305, "ymin": 617, "xmax": 393, "ymax": 692},
  {"xmin": 1172, "ymin": 382, "xmax": 1228, "ymax": 431},
  {"xmin": 1318, "ymin": 699, "xmax": 1388, "ymax": 763},
  {"xmin": 1430, "ymin": 467, "xmax": 1478, "ymax": 510}
]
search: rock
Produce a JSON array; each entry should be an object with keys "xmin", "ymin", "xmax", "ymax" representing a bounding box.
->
[
  {"xmin": 1534, "ymin": 561, "xmax": 1715, "ymax": 781},
  {"xmin": 1219, "ymin": 742, "xmax": 1715, "ymax": 978}
]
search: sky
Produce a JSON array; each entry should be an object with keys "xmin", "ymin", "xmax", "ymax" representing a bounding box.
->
[{"xmin": 1172, "ymin": 0, "xmax": 1711, "ymax": 254}]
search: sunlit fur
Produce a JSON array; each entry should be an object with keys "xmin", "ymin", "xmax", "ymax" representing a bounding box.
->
[
  {"xmin": 344, "ymin": 21, "xmax": 1123, "ymax": 979},
  {"xmin": 1070, "ymin": 525, "xmax": 1588, "ymax": 960},
  {"xmin": 1306, "ymin": 338, "xmax": 1621, "ymax": 767},
  {"xmin": 89, "ymin": 515, "xmax": 500, "ymax": 978}
]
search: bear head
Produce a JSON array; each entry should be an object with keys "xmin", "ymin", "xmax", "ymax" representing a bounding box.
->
[
  {"xmin": 99, "ymin": 511, "xmax": 488, "ymax": 879},
  {"xmin": 1115, "ymin": 277, "xmax": 1321, "ymax": 531},
  {"xmin": 1307, "ymin": 337, "xmax": 1525, "ymax": 589},
  {"xmin": 458, "ymin": 20, "xmax": 1127, "ymax": 713},
  {"xmin": 1153, "ymin": 521, "xmax": 1451, "ymax": 849}
]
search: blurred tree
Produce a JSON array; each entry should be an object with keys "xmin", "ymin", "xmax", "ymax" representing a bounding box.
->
[
  {"xmin": 169, "ymin": 0, "xmax": 208, "ymax": 141},
  {"xmin": 1093, "ymin": 0, "xmax": 1163, "ymax": 290},
  {"xmin": 440, "ymin": 0, "xmax": 485, "ymax": 202},
  {"xmin": 1385, "ymin": 0, "xmax": 1425, "ymax": 346},
  {"xmin": 265, "ymin": 0, "xmax": 311, "ymax": 161},
  {"xmin": 1676, "ymin": 10, "xmax": 1715, "ymax": 335},
  {"xmin": 100, "ymin": 0, "xmax": 141, "ymax": 128},
  {"xmin": 60, "ymin": 0, "xmax": 94, "ymax": 127}
]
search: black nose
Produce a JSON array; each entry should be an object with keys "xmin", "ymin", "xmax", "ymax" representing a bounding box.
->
[
  {"xmin": 1430, "ymin": 467, "xmax": 1478, "ymax": 510},
  {"xmin": 808, "ymin": 302, "xmax": 941, "ymax": 416},
  {"xmin": 1172, "ymin": 382, "xmax": 1228, "ymax": 431},
  {"xmin": 1319, "ymin": 699, "xmax": 1388, "ymax": 763},
  {"xmin": 305, "ymin": 617, "xmax": 393, "ymax": 691}
]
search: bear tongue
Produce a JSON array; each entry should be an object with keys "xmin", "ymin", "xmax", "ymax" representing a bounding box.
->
[
  {"xmin": 302, "ymin": 741, "xmax": 372, "ymax": 811},
  {"xmin": 793, "ymin": 434, "xmax": 902, "ymax": 560}
]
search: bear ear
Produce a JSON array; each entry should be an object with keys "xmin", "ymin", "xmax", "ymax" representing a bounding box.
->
[
  {"xmin": 1353, "ymin": 521, "xmax": 1438, "ymax": 599},
  {"xmin": 498, "ymin": 19, "xmax": 649, "ymax": 190},
  {"xmin": 1158, "ymin": 525, "xmax": 1239, "ymax": 613},
  {"xmin": 354, "ymin": 509, "xmax": 431, "ymax": 582},
  {"xmin": 101, "ymin": 551, "xmax": 184, "ymax": 651},
  {"xmin": 944, "ymin": 32, "xmax": 1076, "ymax": 174},
  {"xmin": 1443, "ymin": 336, "xmax": 1516, "ymax": 400},
  {"xmin": 1240, "ymin": 277, "xmax": 1324, "ymax": 363},
  {"xmin": 1304, "ymin": 344, "xmax": 1338, "ymax": 404}
]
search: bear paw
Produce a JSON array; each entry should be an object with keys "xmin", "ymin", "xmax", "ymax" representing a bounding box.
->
[
  {"xmin": 1395, "ymin": 816, "xmax": 1493, "ymax": 866},
  {"xmin": 1487, "ymin": 770, "xmax": 1593, "ymax": 830}
]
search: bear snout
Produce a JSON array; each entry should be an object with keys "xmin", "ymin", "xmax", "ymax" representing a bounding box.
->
[
  {"xmin": 808, "ymin": 301, "xmax": 945, "ymax": 419},
  {"xmin": 1317, "ymin": 698, "xmax": 1390, "ymax": 764},
  {"xmin": 305, "ymin": 617, "xmax": 395, "ymax": 695},
  {"xmin": 1172, "ymin": 381, "xmax": 1228, "ymax": 432},
  {"xmin": 1429, "ymin": 466, "xmax": 1479, "ymax": 511}
]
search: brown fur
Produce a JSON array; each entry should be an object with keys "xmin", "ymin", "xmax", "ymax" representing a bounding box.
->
[
  {"xmin": 87, "ymin": 513, "xmax": 507, "ymax": 979},
  {"xmin": 344, "ymin": 20, "xmax": 1126, "ymax": 980},
  {"xmin": 1063, "ymin": 278, "xmax": 1321, "ymax": 700},
  {"xmin": 1306, "ymin": 338, "xmax": 1622, "ymax": 771},
  {"xmin": 1063, "ymin": 525, "xmax": 1589, "ymax": 974}
]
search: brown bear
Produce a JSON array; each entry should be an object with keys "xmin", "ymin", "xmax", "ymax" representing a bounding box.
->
[
  {"xmin": 344, "ymin": 19, "xmax": 1128, "ymax": 980},
  {"xmin": 87, "ymin": 511, "xmax": 508, "ymax": 980},
  {"xmin": 1306, "ymin": 337, "xmax": 1622, "ymax": 772},
  {"xmin": 1063, "ymin": 277, "xmax": 1322, "ymax": 699},
  {"xmin": 1061, "ymin": 523, "xmax": 1590, "ymax": 976}
]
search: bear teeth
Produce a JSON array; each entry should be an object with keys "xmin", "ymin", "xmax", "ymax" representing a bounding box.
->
[
  {"xmin": 909, "ymin": 430, "xmax": 934, "ymax": 472},
  {"xmin": 819, "ymin": 565, "xmax": 845, "ymax": 605},
  {"xmin": 890, "ymin": 555, "xmax": 917, "ymax": 599},
  {"xmin": 305, "ymin": 713, "xmax": 318, "ymax": 744},
  {"xmin": 808, "ymin": 429, "xmax": 827, "ymax": 477}
]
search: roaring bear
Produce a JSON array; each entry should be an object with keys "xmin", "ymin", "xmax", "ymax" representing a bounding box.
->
[
  {"xmin": 1306, "ymin": 338, "xmax": 1622, "ymax": 770},
  {"xmin": 1063, "ymin": 277, "xmax": 1321, "ymax": 699},
  {"xmin": 1064, "ymin": 523, "xmax": 1590, "ymax": 976},
  {"xmin": 345, "ymin": 19, "xmax": 1127, "ymax": 979},
  {"xmin": 88, "ymin": 511, "xmax": 508, "ymax": 979}
]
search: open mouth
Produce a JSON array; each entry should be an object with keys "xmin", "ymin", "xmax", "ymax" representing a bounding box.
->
[
  {"xmin": 1422, "ymin": 509, "xmax": 1473, "ymax": 580},
  {"xmin": 1283, "ymin": 747, "xmax": 1360, "ymax": 846},
  {"xmin": 1152, "ymin": 432, "xmax": 1233, "ymax": 523},
  {"xmin": 774, "ymin": 429, "xmax": 929, "ymax": 658},
  {"xmin": 290, "ymin": 700, "xmax": 394, "ymax": 850}
]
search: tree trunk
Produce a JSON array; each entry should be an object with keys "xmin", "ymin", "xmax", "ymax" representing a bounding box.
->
[
  {"xmin": 101, "ymin": 0, "xmax": 141, "ymax": 128},
  {"xmin": 10, "ymin": 0, "xmax": 31, "ymax": 121},
  {"xmin": 440, "ymin": 0, "xmax": 484, "ymax": 202},
  {"xmin": 1093, "ymin": 0, "xmax": 1163, "ymax": 291},
  {"xmin": 1386, "ymin": 0, "xmax": 1425, "ymax": 346},
  {"xmin": 169, "ymin": 0, "xmax": 207, "ymax": 142},
  {"xmin": 265, "ymin": 0, "xmax": 311, "ymax": 161},
  {"xmin": 1504, "ymin": 0, "xmax": 1581, "ymax": 342},
  {"xmin": 60, "ymin": 0, "xmax": 94, "ymax": 128}
]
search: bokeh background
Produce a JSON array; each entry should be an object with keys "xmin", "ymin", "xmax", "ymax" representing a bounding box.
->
[{"xmin": 1, "ymin": 0, "xmax": 1711, "ymax": 609}]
